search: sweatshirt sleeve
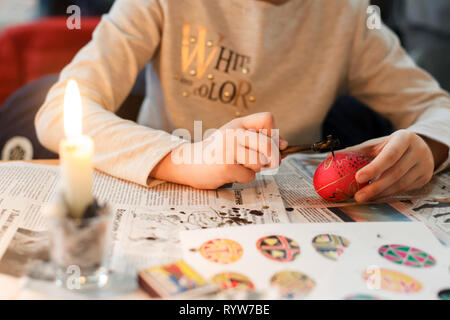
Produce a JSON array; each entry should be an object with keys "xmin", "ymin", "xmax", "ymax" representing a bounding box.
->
[
  {"xmin": 35, "ymin": 0, "xmax": 186, "ymax": 186},
  {"xmin": 347, "ymin": 0, "xmax": 450, "ymax": 172}
]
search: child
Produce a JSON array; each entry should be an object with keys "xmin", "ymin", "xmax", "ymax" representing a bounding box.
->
[{"xmin": 35, "ymin": 0, "xmax": 450, "ymax": 202}]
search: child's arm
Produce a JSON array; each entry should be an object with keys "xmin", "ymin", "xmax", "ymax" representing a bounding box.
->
[
  {"xmin": 343, "ymin": 0, "xmax": 450, "ymax": 202},
  {"xmin": 151, "ymin": 112, "xmax": 287, "ymax": 189},
  {"xmin": 35, "ymin": 1, "xmax": 285, "ymax": 188},
  {"xmin": 35, "ymin": 0, "xmax": 187, "ymax": 186}
]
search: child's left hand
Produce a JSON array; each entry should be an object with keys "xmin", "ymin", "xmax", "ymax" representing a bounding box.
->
[{"xmin": 340, "ymin": 130, "xmax": 442, "ymax": 202}]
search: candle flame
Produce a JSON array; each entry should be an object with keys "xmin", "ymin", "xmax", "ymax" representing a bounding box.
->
[{"xmin": 63, "ymin": 80, "xmax": 82, "ymax": 139}]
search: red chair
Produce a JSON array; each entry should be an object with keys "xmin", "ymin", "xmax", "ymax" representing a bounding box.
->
[{"xmin": 0, "ymin": 16, "xmax": 100, "ymax": 108}]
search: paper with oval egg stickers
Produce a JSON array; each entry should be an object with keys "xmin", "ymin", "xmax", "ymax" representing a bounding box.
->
[
  {"xmin": 312, "ymin": 234, "xmax": 350, "ymax": 260},
  {"xmin": 180, "ymin": 222, "xmax": 450, "ymax": 299}
]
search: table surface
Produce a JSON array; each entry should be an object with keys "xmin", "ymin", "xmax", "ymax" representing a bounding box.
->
[
  {"xmin": 2, "ymin": 159, "xmax": 59, "ymax": 165},
  {"xmin": 2, "ymin": 159, "xmax": 447, "ymax": 299},
  {"xmin": 0, "ymin": 159, "xmax": 150, "ymax": 299}
]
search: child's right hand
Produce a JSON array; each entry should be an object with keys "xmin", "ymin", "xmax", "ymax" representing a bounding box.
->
[{"xmin": 150, "ymin": 112, "xmax": 288, "ymax": 189}]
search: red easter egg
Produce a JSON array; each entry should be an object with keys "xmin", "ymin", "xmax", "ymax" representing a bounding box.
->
[{"xmin": 313, "ymin": 153, "xmax": 371, "ymax": 202}]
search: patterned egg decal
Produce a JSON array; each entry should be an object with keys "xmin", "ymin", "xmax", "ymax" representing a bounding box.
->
[{"xmin": 313, "ymin": 153, "xmax": 371, "ymax": 202}]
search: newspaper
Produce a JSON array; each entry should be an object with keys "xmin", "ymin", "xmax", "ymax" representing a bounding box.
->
[
  {"xmin": 276, "ymin": 154, "xmax": 450, "ymax": 210},
  {"xmin": 0, "ymin": 162, "xmax": 289, "ymax": 279},
  {"xmin": 390, "ymin": 199, "xmax": 450, "ymax": 246},
  {"xmin": 105, "ymin": 176, "xmax": 289, "ymax": 276},
  {"xmin": 274, "ymin": 154, "xmax": 340, "ymax": 222},
  {"xmin": 0, "ymin": 200, "xmax": 21, "ymax": 260},
  {"xmin": 0, "ymin": 157, "xmax": 449, "ymax": 296}
]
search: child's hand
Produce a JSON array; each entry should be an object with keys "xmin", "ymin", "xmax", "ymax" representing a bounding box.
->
[
  {"xmin": 151, "ymin": 112, "xmax": 288, "ymax": 189},
  {"xmin": 340, "ymin": 130, "xmax": 437, "ymax": 202}
]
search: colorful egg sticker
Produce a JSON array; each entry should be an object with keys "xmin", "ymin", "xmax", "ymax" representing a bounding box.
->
[
  {"xmin": 270, "ymin": 271, "xmax": 315, "ymax": 299},
  {"xmin": 344, "ymin": 294, "xmax": 383, "ymax": 300},
  {"xmin": 312, "ymin": 234, "xmax": 350, "ymax": 260},
  {"xmin": 362, "ymin": 268, "xmax": 422, "ymax": 294},
  {"xmin": 256, "ymin": 235, "xmax": 300, "ymax": 262},
  {"xmin": 438, "ymin": 289, "xmax": 450, "ymax": 300},
  {"xmin": 212, "ymin": 272, "xmax": 254, "ymax": 291},
  {"xmin": 199, "ymin": 238, "xmax": 243, "ymax": 264},
  {"xmin": 378, "ymin": 244, "xmax": 436, "ymax": 268}
]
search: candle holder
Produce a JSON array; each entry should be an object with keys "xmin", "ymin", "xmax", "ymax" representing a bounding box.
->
[{"xmin": 45, "ymin": 194, "xmax": 112, "ymax": 291}]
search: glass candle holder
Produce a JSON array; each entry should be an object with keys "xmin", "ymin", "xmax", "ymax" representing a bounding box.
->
[{"xmin": 46, "ymin": 200, "xmax": 112, "ymax": 291}]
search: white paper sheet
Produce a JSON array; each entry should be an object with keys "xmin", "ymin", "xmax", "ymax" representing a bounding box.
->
[{"xmin": 180, "ymin": 222, "xmax": 450, "ymax": 300}]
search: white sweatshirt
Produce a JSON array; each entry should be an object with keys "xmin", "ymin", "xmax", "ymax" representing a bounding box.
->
[{"xmin": 35, "ymin": 0, "xmax": 450, "ymax": 186}]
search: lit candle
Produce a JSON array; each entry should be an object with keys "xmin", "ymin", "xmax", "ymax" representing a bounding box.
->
[{"xmin": 59, "ymin": 80, "xmax": 94, "ymax": 219}]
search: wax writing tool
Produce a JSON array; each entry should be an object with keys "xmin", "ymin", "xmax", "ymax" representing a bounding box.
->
[
  {"xmin": 218, "ymin": 136, "xmax": 340, "ymax": 189},
  {"xmin": 280, "ymin": 135, "xmax": 341, "ymax": 157}
]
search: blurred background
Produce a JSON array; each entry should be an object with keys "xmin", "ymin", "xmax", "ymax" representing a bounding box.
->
[{"xmin": 0, "ymin": 0, "xmax": 449, "ymax": 161}]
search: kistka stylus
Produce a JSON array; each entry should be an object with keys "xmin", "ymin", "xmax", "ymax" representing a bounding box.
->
[{"xmin": 280, "ymin": 135, "xmax": 340, "ymax": 156}]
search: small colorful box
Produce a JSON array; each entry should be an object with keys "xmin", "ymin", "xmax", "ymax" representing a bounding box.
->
[{"xmin": 138, "ymin": 260, "xmax": 218, "ymax": 299}]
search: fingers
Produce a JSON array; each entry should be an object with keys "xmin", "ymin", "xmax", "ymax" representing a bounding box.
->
[
  {"xmin": 234, "ymin": 129, "xmax": 280, "ymax": 169},
  {"xmin": 239, "ymin": 112, "xmax": 283, "ymax": 147},
  {"xmin": 354, "ymin": 148, "xmax": 416, "ymax": 202},
  {"xmin": 355, "ymin": 133, "xmax": 409, "ymax": 185},
  {"xmin": 240, "ymin": 112, "xmax": 288, "ymax": 150},
  {"xmin": 240, "ymin": 112, "xmax": 275, "ymax": 133},
  {"xmin": 369, "ymin": 166, "xmax": 420, "ymax": 200},
  {"xmin": 368, "ymin": 149, "xmax": 434, "ymax": 201},
  {"xmin": 353, "ymin": 130, "xmax": 436, "ymax": 202},
  {"xmin": 279, "ymin": 136, "xmax": 288, "ymax": 150},
  {"xmin": 227, "ymin": 164, "xmax": 256, "ymax": 184},
  {"xmin": 235, "ymin": 144, "xmax": 268, "ymax": 172},
  {"xmin": 227, "ymin": 112, "xmax": 288, "ymax": 160},
  {"xmin": 337, "ymin": 137, "xmax": 386, "ymax": 155}
]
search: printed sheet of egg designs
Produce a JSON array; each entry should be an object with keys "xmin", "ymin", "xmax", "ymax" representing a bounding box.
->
[{"xmin": 188, "ymin": 229, "xmax": 443, "ymax": 299}]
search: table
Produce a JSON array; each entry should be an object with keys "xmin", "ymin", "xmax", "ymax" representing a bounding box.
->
[
  {"xmin": 2, "ymin": 159, "xmax": 59, "ymax": 165},
  {"xmin": 1, "ymin": 159, "xmax": 448, "ymax": 300},
  {"xmin": 0, "ymin": 159, "xmax": 150, "ymax": 299}
]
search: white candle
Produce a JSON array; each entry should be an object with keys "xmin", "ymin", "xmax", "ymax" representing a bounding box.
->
[{"xmin": 59, "ymin": 80, "xmax": 94, "ymax": 219}]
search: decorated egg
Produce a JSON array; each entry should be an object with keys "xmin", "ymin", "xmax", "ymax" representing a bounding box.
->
[{"xmin": 313, "ymin": 153, "xmax": 371, "ymax": 202}]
